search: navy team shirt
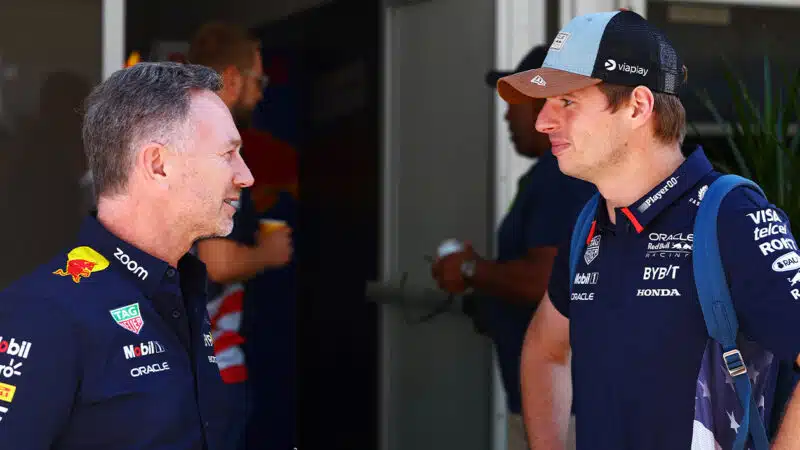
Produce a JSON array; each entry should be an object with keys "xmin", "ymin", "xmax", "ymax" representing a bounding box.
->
[
  {"xmin": 549, "ymin": 147, "xmax": 800, "ymax": 449},
  {"xmin": 488, "ymin": 149, "xmax": 595, "ymax": 414},
  {"xmin": 0, "ymin": 216, "xmax": 227, "ymax": 449}
]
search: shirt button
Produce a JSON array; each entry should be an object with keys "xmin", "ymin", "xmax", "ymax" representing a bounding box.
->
[
  {"xmin": 166, "ymin": 268, "xmax": 176, "ymax": 277},
  {"xmin": 204, "ymin": 421, "xmax": 210, "ymax": 428},
  {"xmin": 171, "ymin": 309, "xmax": 181, "ymax": 319}
]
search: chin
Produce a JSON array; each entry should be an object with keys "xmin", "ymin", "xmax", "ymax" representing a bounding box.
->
[
  {"xmin": 217, "ymin": 220, "xmax": 234, "ymax": 237},
  {"xmin": 200, "ymin": 219, "xmax": 234, "ymax": 240},
  {"xmin": 555, "ymin": 157, "xmax": 591, "ymax": 182}
]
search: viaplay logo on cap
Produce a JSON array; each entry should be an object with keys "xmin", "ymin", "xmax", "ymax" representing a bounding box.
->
[
  {"xmin": 605, "ymin": 59, "xmax": 648, "ymax": 77},
  {"xmin": 110, "ymin": 303, "xmax": 144, "ymax": 335}
]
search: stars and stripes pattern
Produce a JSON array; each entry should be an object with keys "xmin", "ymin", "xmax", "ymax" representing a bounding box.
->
[
  {"xmin": 206, "ymin": 283, "xmax": 247, "ymax": 384},
  {"xmin": 691, "ymin": 338, "xmax": 777, "ymax": 450}
]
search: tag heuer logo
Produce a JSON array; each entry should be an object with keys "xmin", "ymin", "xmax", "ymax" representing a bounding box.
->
[
  {"xmin": 110, "ymin": 303, "xmax": 144, "ymax": 334},
  {"xmin": 584, "ymin": 235, "xmax": 601, "ymax": 265}
]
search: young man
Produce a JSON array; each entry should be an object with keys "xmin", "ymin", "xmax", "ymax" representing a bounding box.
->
[
  {"xmin": 432, "ymin": 45, "xmax": 595, "ymax": 449},
  {"xmin": 0, "ymin": 62, "xmax": 251, "ymax": 448},
  {"xmin": 497, "ymin": 10, "xmax": 800, "ymax": 450}
]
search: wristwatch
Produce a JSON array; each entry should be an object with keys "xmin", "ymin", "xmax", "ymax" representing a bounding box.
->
[{"xmin": 460, "ymin": 259, "xmax": 477, "ymax": 280}]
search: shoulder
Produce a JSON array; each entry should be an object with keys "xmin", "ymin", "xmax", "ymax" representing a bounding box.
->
[
  {"xmin": 717, "ymin": 180, "xmax": 787, "ymax": 225},
  {"xmin": 0, "ymin": 247, "xmax": 127, "ymax": 326},
  {"xmin": 713, "ymin": 179, "xmax": 795, "ymax": 258}
]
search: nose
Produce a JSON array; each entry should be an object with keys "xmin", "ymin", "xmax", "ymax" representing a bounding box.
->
[
  {"xmin": 234, "ymin": 154, "xmax": 255, "ymax": 188},
  {"xmin": 535, "ymin": 99, "xmax": 560, "ymax": 134}
]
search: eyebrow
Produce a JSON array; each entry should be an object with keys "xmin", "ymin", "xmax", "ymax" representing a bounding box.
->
[{"xmin": 229, "ymin": 138, "xmax": 243, "ymax": 149}]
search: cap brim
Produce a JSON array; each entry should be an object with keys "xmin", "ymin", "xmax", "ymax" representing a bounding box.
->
[
  {"xmin": 485, "ymin": 70, "xmax": 512, "ymax": 88},
  {"xmin": 497, "ymin": 67, "xmax": 602, "ymax": 103}
]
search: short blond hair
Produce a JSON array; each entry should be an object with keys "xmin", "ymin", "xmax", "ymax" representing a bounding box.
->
[{"xmin": 598, "ymin": 83, "xmax": 686, "ymax": 146}]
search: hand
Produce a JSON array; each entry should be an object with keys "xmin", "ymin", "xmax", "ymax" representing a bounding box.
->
[
  {"xmin": 254, "ymin": 226, "xmax": 293, "ymax": 268},
  {"xmin": 430, "ymin": 243, "xmax": 478, "ymax": 294}
]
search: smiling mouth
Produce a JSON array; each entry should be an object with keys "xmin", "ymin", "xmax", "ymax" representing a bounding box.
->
[{"xmin": 224, "ymin": 199, "xmax": 240, "ymax": 209}]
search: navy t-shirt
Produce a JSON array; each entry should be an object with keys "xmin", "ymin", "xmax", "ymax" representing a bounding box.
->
[
  {"xmin": 549, "ymin": 147, "xmax": 800, "ymax": 449},
  {"xmin": 487, "ymin": 150, "xmax": 595, "ymax": 414}
]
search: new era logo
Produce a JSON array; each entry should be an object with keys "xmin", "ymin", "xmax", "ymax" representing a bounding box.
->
[{"xmin": 530, "ymin": 75, "xmax": 546, "ymax": 86}]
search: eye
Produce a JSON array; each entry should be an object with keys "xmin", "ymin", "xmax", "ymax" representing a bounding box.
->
[
  {"xmin": 561, "ymin": 98, "xmax": 574, "ymax": 107},
  {"xmin": 223, "ymin": 150, "xmax": 236, "ymax": 161}
]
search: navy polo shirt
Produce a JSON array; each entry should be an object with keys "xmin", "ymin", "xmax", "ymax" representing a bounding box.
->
[
  {"xmin": 488, "ymin": 150, "xmax": 595, "ymax": 414},
  {"xmin": 0, "ymin": 216, "xmax": 227, "ymax": 449},
  {"xmin": 549, "ymin": 147, "xmax": 800, "ymax": 449}
]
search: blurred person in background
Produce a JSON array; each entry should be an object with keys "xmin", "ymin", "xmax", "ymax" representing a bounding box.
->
[
  {"xmin": 430, "ymin": 44, "xmax": 595, "ymax": 450},
  {"xmin": 189, "ymin": 22, "xmax": 294, "ymax": 450}
]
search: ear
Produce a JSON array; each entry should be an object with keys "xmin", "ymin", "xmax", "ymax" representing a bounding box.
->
[
  {"xmin": 138, "ymin": 142, "xmax": 169, "ymax": 186},
  {"xmin": 220, "ymin": 65, "xmax": 243, "ymax": 100},
  {"xmin": 629, "ymin": 86, "xmax": 655, "ymax": 129}
]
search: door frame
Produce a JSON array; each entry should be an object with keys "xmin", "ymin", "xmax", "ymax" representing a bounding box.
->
[
  {"xmin": 103, "ymin": 0, "xmax": 125, "ymax": 80},
  {"xmin": 379, "ymin": 1, "xmax": 549, "ymax": 449}
]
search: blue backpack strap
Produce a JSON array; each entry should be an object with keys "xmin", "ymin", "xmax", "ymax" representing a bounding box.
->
[
  {"xmin": 693, "ymin": 174, "xmax": 769, "ymax": 450},
  {"xmin": 569, "ymin": 193, "xmax": 601, "ymax": 293}
]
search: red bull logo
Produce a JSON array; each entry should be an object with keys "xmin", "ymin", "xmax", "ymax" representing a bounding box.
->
[{"xmin": 53, "ymin": 246, "xmax": 109, "ymax": 283}]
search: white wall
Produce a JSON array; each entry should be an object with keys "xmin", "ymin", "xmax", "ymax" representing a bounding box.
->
[
  {"xmin": 380, "ymin": 0, "xmax": 496, "ymax": 449},
  {"xmin": 0, "ymin": 0, "xmax": 103, "ymax": 288}
]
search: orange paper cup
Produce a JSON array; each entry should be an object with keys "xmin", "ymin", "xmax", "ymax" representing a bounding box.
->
[{"xmin": 259, "ymin": 219, "xmax": 288, "ymax": 234}]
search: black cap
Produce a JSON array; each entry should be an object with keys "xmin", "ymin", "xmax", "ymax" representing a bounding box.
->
[
  {"xmin": 497, "ymin": 10, "xmax": 687, "ymax": 102},
  {"xmin": 485, "ymin": 45, "xmax": 547, "ymax": 88}
]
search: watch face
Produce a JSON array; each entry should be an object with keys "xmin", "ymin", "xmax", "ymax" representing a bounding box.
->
[{"xmin": 461, "ymin": 260, "xmax": 476, "ymax": 278}]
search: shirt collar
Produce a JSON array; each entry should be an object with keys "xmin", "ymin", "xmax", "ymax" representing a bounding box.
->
[
  {"xmin": 76, "ymin": 215, "xmax": 206, "ymax": 298},
  {"xmin": 593, "ymin": 147, "xmax": 714, "ymax": 234}
]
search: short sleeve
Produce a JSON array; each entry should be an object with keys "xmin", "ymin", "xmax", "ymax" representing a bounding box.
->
[
  {"xmin": 548, "ymin": 238, "xmax": 572, "ymax": 318},
  {"xmin": 524, "ymin": 177, "xmax": 596, "ymax": 249},
  {"xmin": 719, "ymin": 187, "xmax": 800, "ymax": 360},
  {"xmin": 0, "ymin": 292, "xmax": 80, "ymax": 448}
]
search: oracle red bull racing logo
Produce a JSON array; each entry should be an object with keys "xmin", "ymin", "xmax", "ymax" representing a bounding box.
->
[
  {"xmin": 110, "ymin": 303, "xmax": 144, "ymax": 335},
  {"xmin": 53, "ymin": 246, "xmax": 109, "ymax": 283}
]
